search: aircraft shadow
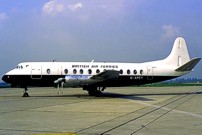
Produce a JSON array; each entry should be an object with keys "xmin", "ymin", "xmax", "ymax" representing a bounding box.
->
[
  {"xmin": 102, "ymin": 90, "xmax": 202, "ymax": 101},
  {"xmin": 101, "ymin": 92, "xmax": 154, "ymax": 101},
  {"xmin": 31, "ymin": 92, "xmax": 153, "ymax": 101},
  {"xmin": 31, "ymin": 91, "xmax": 202, "ymax": 101}
]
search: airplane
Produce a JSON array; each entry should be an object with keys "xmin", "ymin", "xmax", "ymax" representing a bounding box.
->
[{"xmin": 2, "ymin": 37, "xmax": 201, "ymax": 97}]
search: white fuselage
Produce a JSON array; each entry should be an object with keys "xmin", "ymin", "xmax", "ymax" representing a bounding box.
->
[{"xmin": 2, "ymin": 60, "xmax": 188, "ymax": 87}]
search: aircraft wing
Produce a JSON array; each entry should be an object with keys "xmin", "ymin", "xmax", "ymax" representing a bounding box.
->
[
  {"xmin": 90, "ymin": 70, "xmax": 120, "ymax": 80},
  {"xmin": 175, "ymin": 57, "xmax": 201, "ymax": 71},
  {"xmin": 54, "ymin": 70, "xmax": 120, "ymax": 88}
]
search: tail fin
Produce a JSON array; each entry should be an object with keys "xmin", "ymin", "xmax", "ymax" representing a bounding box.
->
[{"xmin": 164, "ymin": 37, "xmax": 191, "ymax": 67}]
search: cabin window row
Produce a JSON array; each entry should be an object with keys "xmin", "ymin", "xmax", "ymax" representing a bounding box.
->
[
  {"xmin": 67, "ymin": 69, "xmax": 99, "ymax": 75},
  {"xmin": 119, "ymin": 69, "xmax": 143, "ymax": 75},
  {"xmin": 62, "ymin": 69, "xmax": 144, "ymax": 75}
]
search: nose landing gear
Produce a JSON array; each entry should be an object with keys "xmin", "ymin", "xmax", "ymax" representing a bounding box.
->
[{"xmin": 22, "ymin": 86, "xmax": 30, "ymax": 97}]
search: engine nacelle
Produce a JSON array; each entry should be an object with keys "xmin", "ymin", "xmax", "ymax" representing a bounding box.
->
[
  {"xmin": 64, "ymin": 75, "xmax": 91, "ymax": 81},
  {"xmin": 54, "ymin": 75, "xmax": 99, "ymax": 88},
  {"xmin": 54, "ymin": 78, "xmax": 65, "ymax": 84}
]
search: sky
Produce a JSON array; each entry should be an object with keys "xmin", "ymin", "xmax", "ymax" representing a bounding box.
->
[{"xmin": 0, "ymin": 0, "xmax": 202, "ymax": 81}]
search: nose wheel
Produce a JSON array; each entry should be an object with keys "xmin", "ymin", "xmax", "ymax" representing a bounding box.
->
[{"xmin": 22, "ymin": 87, "xmax": 30, "ymax": 97}]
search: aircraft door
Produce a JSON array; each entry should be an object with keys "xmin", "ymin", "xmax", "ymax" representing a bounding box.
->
[
  {"xmin": 147, "ymin": 66, "xmax": 154, "ymax": 80},
  {"xmin": 31, "ymin": 65, "xmax": 42, "ymax": 79}
]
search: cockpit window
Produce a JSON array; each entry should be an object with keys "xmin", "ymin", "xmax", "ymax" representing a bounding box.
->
[{"xmin": 16, "ymin": 65, "xmax": 23, "ymax": 69}]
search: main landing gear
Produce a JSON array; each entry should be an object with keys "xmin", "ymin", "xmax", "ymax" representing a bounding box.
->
[
  {"xmin": 22, "ymin": 86, "xmax": 30, "ymax": 97},
  {"xmin": 87, "ymin": 87, "xmax": 106, "ymax": 97}
]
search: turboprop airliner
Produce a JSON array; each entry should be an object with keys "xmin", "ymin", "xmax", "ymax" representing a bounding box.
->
[{"xmin": 2, "ymin": 37, "xmax": 201, "ymax": 97}]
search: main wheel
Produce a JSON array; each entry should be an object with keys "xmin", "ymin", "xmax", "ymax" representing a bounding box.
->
[
  {"xmin": 88, "ymin": 90, "xmax": 102, "ymax": 97},
  {"xmin": 88, "ymin": 90, "xmax": 95, "ymax": 96},
  {"xmin": 94, "ymin": 90, "xmax": 103, "ymax": 97}
]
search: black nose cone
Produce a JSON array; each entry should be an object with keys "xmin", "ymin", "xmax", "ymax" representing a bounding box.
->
[{"xmin": 2, "ymin": 75, "xmax": 10, "ymax": 83}]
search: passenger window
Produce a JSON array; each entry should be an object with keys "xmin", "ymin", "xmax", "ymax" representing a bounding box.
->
[
  {"xmin": 88, "ymin": 69, "xmax": 92, "ymax": 74},
  {"xmin": 64, "ymin": 69, "xmax": 68, "ymax": 74},
  {"xmin": 47, "ymin": 69, "xmax": 51, "ymax": 74},
  {"xmin": 120, "ymin": 69, "xmax": 123, "ymax": 74},
  {"xmin": 96, "ymin": 69, "xmax": 100, "ymax": 74},
  {"xmin": 80, "ymin": 69, "xmax": 83, "ymax": 74},
  {"xmin": 140, "ymin": 70, "xmax": 143, "ymax": 75},
  {"xmin": 127, "ymin": 69, "xmax": 130, "ymax": 74},
  {"xmin": 133, "ymin": 70, "xmax": 137, "ymax": 74},
  {"xmin": 73, "ymin": 69, "xmax": 77, "ymax": 74}
]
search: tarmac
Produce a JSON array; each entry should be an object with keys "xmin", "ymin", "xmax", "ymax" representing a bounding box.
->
[{"xmin": 0, "ymin": 86, "xmax": 202, "ymax": 135}]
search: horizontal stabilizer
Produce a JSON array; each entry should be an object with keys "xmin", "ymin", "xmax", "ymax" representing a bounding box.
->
[
  {"xmin": 175, "ymin": 58, "xmax": 201, "ymax": 71},
  {"xmin": 91, "ymin": 70, "xmax": 119, "ymax": 80}
]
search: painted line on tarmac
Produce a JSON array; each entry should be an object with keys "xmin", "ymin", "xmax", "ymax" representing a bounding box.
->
[{"xmin": 136, "ymin": 101, "xmax": 202, "ymax": 119}]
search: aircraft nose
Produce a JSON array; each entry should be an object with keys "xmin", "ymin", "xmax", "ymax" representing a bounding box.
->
[{"xmin": 2, "ymin": 75, "xmax": 10, "ymax": 83}]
